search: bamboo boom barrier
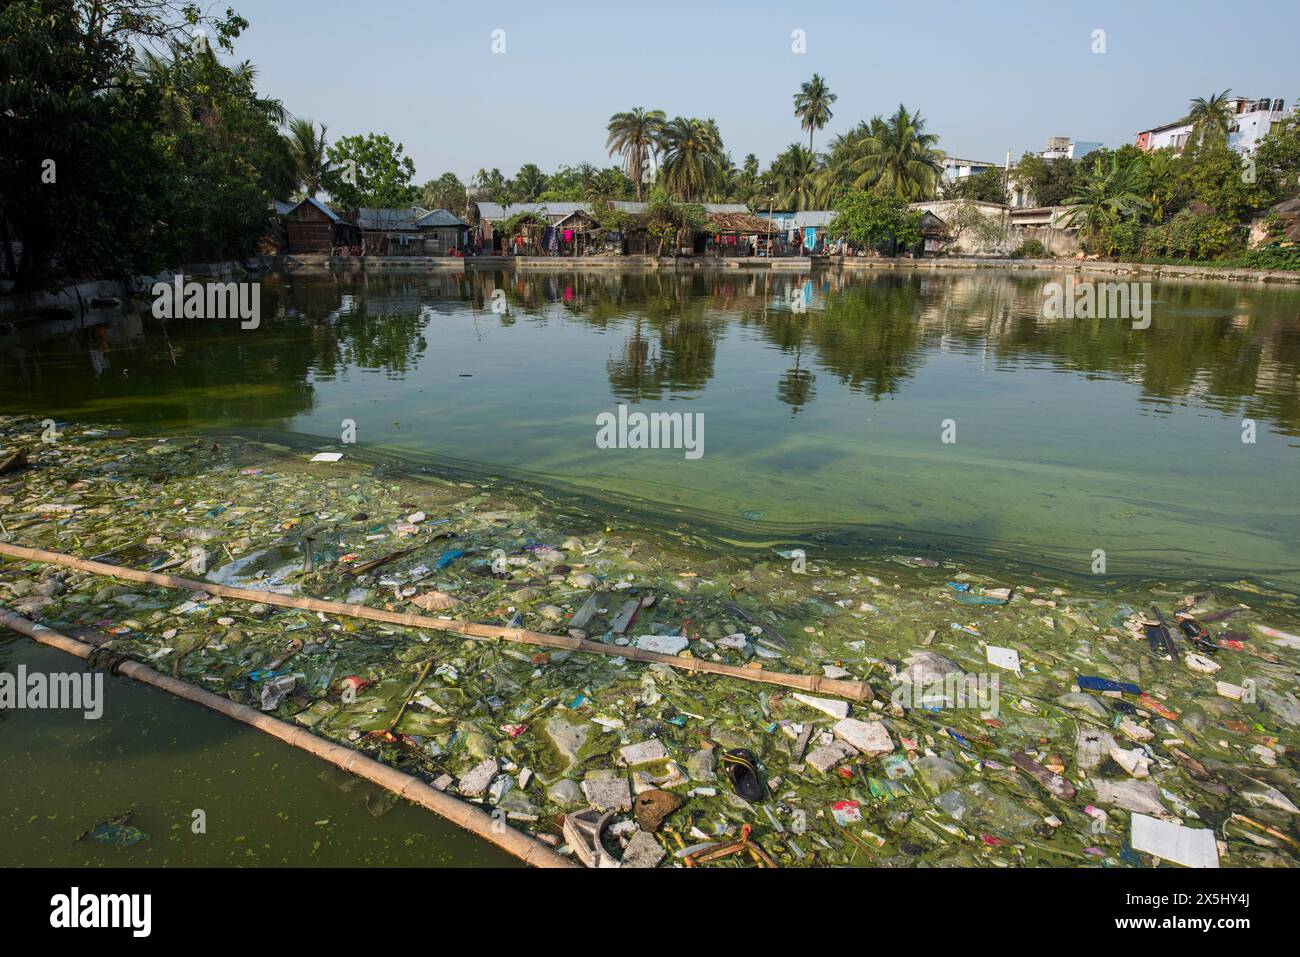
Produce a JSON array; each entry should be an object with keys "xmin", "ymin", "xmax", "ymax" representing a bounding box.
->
[
  {"xmin": 0, "ymin": 606, "xmax": 574, "ymax": 869},
  {"xmin": 0, "ymin": 542, "xmax": 874, "ymax": 701}
]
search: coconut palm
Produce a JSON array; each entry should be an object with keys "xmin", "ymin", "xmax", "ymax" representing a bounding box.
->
[
  {"xmin": 769, "ymin": 144, "xmax": 823, "ymax": 209},
  {"xmin": 1062, "ymin": 154, "xmax": 1148, "ymax": 250},
  {"xmin": 1186, "ymin": 89, "xmax": 1235, "ymax": 147},
  {"xmin": 285, "ymin": 118, "xmax": 328, "ymax": 198},
  {"xmin": 473, "ymin": 168, "xmax": 513, "ymax": 204},
  {"xmin": 513, "ymin": 163, "xmax": 548, "ymax": 201},
  {"xmin": 660, "ymin": 117, "xmax": 725, "ymax": 202},
  {"xmin": 585, "ymin": 168, "xmax": 629, "ymax": 202},
  {"xmin": 606, "ymin": 108, "xmax": 667, "ymax": 201},
  {"xmin": 793, "ymin": 74, "xmax": 837, "ymax": 151},
  {"xmin": 835, "ymin": 105, "xmax": 944, "ymax": 200}
]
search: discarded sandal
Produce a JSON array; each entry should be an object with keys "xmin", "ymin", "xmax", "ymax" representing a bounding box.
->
[{"xmin": 721, "ymin": 748, "xmax": 764, "ymax": 802}]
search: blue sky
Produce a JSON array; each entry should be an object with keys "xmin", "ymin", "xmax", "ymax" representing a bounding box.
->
[{"xmin": 229, "ymin": 0, "xmax": 1299, "ymax": 183}]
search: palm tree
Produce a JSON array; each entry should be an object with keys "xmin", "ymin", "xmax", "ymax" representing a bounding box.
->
[
  {"xmin": 473, "ymin": 168, "xmax": 513, "ymax": 204},
  {"xmin": 285, "ymin": 118, "xmax": 328, "ymax": 198},
  {"xmin": 606, "ymin": 108, "xmax": 667, "ymax": 201},
  {"xmin": 769, "ymin": 144, "xmax": 823, "ymax": 209},
  {"xmin": 660, "ymin": 117, "xmax": 725, "ymax": 201},
  {"xmin": 1186, "ymin": 89, "xmax": 1235, "ymax": 147},
  {"xmin": 836, "ymin": 105, "xmax": 944, "ymax": 200},
  {"xmin": 1135, "ymin": 149, "xmax": 1181, "ymax": 223},
  {"xmin": 514, "ymin": 163, "xmax": 548, "ymax": 201},
  {"xmin": 793, "ymin": 74, "xmax": 837, "ymax": 151},
  {"xmin": 585, "ymin": 168, "xmax": 629, "ymax": 202},
  {"xmin": 1062, "ymin": 154, "xmax": 1148, "ymax": 251}
]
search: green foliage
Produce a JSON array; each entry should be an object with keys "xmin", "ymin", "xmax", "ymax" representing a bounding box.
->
[
  {"xmin": 1013, "ymin": 153, "xmax": 1077, "ymax": 207},
  {"xmin": 420, "ymin": 173, "xmax": 467, "ymax": 214},
  {"xmin": 1141, "ymin": 208, "xmax": 1242, "ymax": 260},
  {"xmin": 793, "ymin": 74, "xmax": 836, "ymax": 151},
  {"xmin": 1010, "ymin": 238, "xmax": 1047, "ymax": 259},
  {"xmin": 1237, "ymin": 244, "xmax": 1300, "ymax": 270},
  {"xmin": 1063, "ymin": 154, "xmax": 1147, "ymax": 251},
  {"xmin": 0, "ymin": 0, "xmax": 269, "ymax": 291},
  {"xmin": 828, "ymin": 191, "xmax": 923, "ymax": 253},
  {"xmin": 942, "ymin": 168, "xmax": 1009, "ymax": 204},
  {"xmin": 822, "ymin": 106, "xmax": 943, "ymax": 201},
  {"xmin": 322, "ymin": 133, "xmax": 417, "ymax": 209}
]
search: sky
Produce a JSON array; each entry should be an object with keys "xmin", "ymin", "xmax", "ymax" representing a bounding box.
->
[{"xmin": 228, "ymin": 0, "xmax": 1300, "ymax": 184}]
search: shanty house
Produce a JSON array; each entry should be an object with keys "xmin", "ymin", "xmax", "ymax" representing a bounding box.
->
[
  {"xmin": 283, "ymin": 197, "xmax": 359, "ymax": 255},
  {"xmin": 357, "ymin": 207, "xmax": 430, "ymax": 255},
  {"xmin": 413, "ymin": 209, "xmax": 470, "ymax": 254}
]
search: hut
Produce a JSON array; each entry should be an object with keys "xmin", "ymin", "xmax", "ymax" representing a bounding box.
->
[
  {"xmin": 699, "ymin": 206, "xmax": 779, "ymax": 257},
  {"xmin": 357, "ymin": 207, "xmax": 430, "ymax": 256},
  {"xmin": 284, "ymin": 198, "xmax": 359, "ymax": 255},
  {"xmin": 792, "ymin": 211, "xmax": 836, "ymax": 254},
  {"xmin": 413, "ymin": 209, "xmax": 470, "ymax": 255}
]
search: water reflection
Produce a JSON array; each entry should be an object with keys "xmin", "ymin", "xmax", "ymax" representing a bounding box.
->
[{"xmin": 2, "ymin": 269, "xmax": 1299, "ymax": 436}]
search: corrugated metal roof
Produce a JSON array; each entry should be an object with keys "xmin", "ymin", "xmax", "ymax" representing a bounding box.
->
[
  {"xmin": 414, "ymin": 208, "xmax": 468, "ymax": 228},
  {"xmin": 286, "ymin": 197, "xmax": 342, "ymax": 223},
  {"xmin": 702, "ymin": 203, "xmax": 751, "ymax": 214},
  {"xmin": 357, "ymin": 207, "xmax": 430, "ymax": 231},
  {"xmin": 793, "ymin": 210, "xmax": 836, "ymax": 228},
  {"xmin": 609, "ymin": 201, "xmax": 648, "ymax": 213},
  {"xmin": 475, "ymin": 202, "xmax": 593, "ymax": 220}
]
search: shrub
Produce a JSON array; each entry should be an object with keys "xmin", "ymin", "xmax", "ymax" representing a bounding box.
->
[{"xmin": 1010, "ymin": 238, "xmax": 1047, "ymax": 259}]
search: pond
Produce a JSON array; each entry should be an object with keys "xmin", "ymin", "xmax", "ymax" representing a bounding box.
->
[{"xmin": 4, "ymin": 267, "xmax": 1298, "ymax": 590}]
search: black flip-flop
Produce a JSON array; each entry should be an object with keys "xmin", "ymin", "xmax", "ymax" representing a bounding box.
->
[
  {"xmin": 1177, "ymin": 616, "xmax": 1218, "ymax": 653},
  {"xmin": 720, "ymin": 748, "xmax": 764, "ymax": 802}
]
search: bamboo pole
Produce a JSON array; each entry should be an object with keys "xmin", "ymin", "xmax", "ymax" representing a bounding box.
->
[
  {"xmin": 0, "ymin": 606, "xmax": 574, "ymax": 869},
  {"xmin": 0, "ymin": 542, "xmax": 874, "ymax": 701}
]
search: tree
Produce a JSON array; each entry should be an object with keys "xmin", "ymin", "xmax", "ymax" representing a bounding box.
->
[
  {"xmin": 827, "ymin": 191, "xmax": 923, "ymax": 253},
  {"xmin": 1133, "ymin": 148, "xmax": 1184, "ymax": 223},
  {"xmin": 606, "ymin": 107, "xmax": 666, "ymax": 201},
  {"xmin": 513, "ymin": 164, "xmax": 548, "ymax": 201},
  {"xmin": 0, "ymin": 0, "xmax": 253, "ymax": 290},
  {"xmin": 286, "ymin": 118, "xmax": 328, "ymax": 198},
  {"xmin": 322, "ymin": 133, "xmax": 417, "ymax": 209},
  {"xmin": 420, "ymin": 173, "xmax": 467, "ymax": 214},
  {"xmin": 1186, "ymin": 89, "xmax": 1235, "ymax": 148},
  {"xmin": 829, "ymin": 105, "xmax": 944, "ymax": 200},
  {"xmin": 768, "ymin": 144, "xmax": 823, "ymax": 209},
  {"xmin": 639, "ymin": 187, "xmax": 706, "ymax": 255},
  {"xmin": 472, "ymin": 168, "xmax": 514, "ymax": 204},
  {"xmin": 941, "ymin": 167, "xmax": 1009, "ymax": 205},
  {"xmin": 793, "ymin": 74, "xmax": 836, "ymax": 151},
  {"xmin": 660, "ymin": 117, "xmax": 725, "ymax": 201},
  {"xmin": 1013, "ymin": 152, "xmax": 1077, "ymax": 207},
  {"xmin": 1062, "ymin": 153, "xmax": 1147, "ymax": 251}
]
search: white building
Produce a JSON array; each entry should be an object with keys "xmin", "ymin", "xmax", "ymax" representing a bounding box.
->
[
  {"xmin": 1137, "ymin": 96, "xmax": 1288, "ymax": 156},
  {"xmin": 1040, "ymin": 137, "xmax": 1103, "ymax": 161},
  {"xmin": 941, "ymin": 157, "xmax": 999, "ymax": 182}
]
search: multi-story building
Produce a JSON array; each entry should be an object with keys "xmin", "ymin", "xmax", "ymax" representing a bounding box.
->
[
  {"xmin": 1136, "ymin": 96, "xmax": 1288, "ymax": 155},
  {"xmin": 1040, "ymin": 137, "xmax": 1103, "ymax": 161}
]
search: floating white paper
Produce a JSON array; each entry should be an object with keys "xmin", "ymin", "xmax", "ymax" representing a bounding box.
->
[
  {"xmin": 986, "ymin": 645, "xmax": 1021, "ymax": 672},
  {"xmin": 1130, "ymin": 813, "xmax": 1219, "ymax": 868},
  {"xmin": 310, "ymin": 452, "xmax": 343, "ymax": 463}
]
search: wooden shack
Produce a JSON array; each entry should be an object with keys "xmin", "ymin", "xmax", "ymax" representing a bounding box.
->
[{"xmin": 284, "ymin": 198, "xmax": 358, "ymax": 254}]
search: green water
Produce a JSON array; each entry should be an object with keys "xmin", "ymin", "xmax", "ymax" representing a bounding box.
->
[
  {"xmin": 0, "ymin": 639, "xmax": 516, "ymax": 867},
  {"xmin": 4, "ymin": 267, "xmax": 1300, "ymax": 867},
  {"xmin": 4, "ymin": 268, "xmax": 1299, "ymax": 587}
]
